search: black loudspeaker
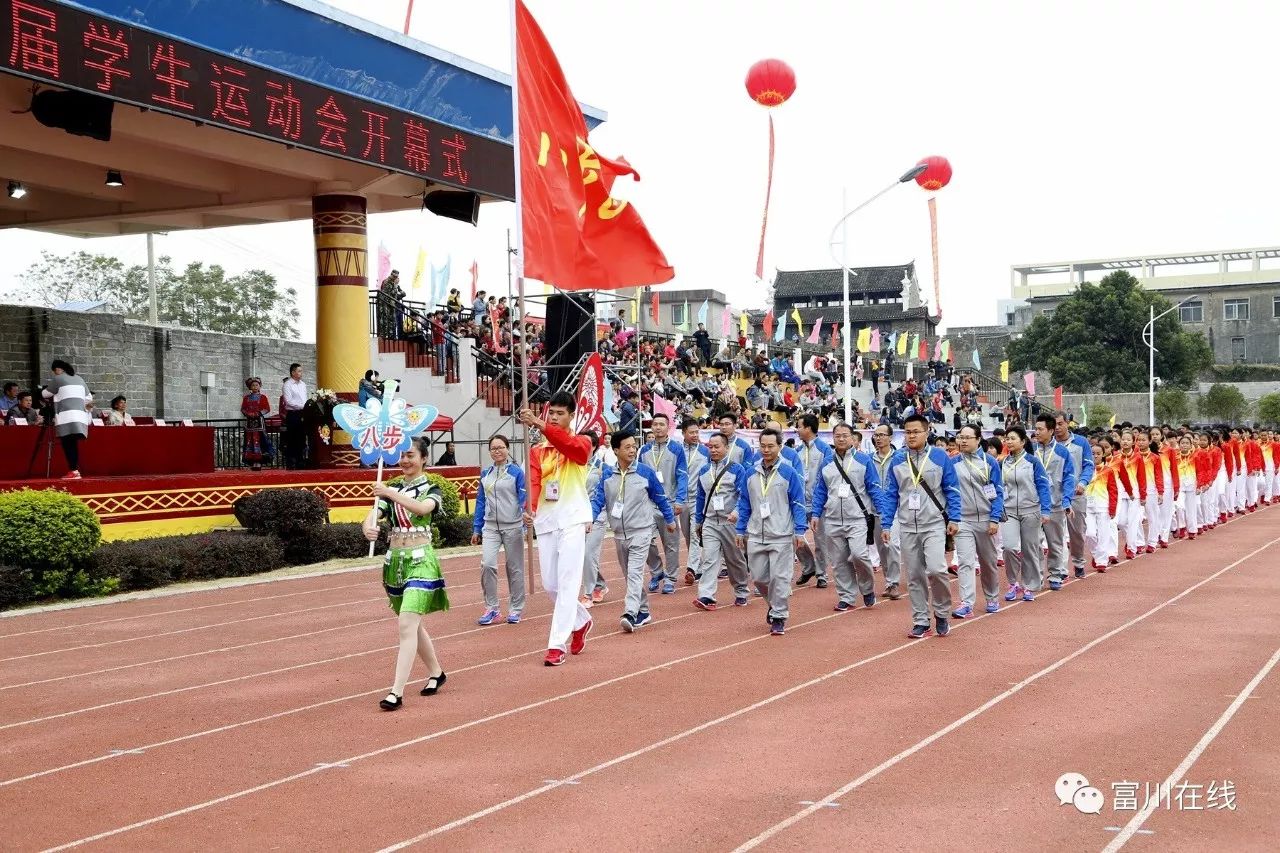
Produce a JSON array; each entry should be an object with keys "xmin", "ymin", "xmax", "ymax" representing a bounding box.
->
[
  {"xmin": 543, "ymin": 293, "xmax": 596, "ymax": 394},
  {"xmin": 423, "ymin": 189, "xmax": 479, "ymax": 226},
  {"xmin": 31, "ymin": 90, "xmax": 114, "ymax": 141}
]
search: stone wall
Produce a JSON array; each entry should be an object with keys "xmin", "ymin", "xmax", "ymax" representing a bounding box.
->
[{"xmin": 0, "ymin": 304, "xmax": 315, "ymax": 420}]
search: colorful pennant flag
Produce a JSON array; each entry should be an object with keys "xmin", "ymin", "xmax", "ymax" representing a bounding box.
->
[
  {"xmin": 933, "ymin": 338, "xmax": 942, "ymax": 361},
  {"xmin": 468, "ymin": 260, "xmax": 479, "ymax": 301},
  {"xmin": 377, "ymin": 241, "xmax": 392, "ymax": 284},
  {"xmin": 971, "ymin": 349, "xmax": 981, "ymax": 370},
  {"xmin": 1080, "ymin": 403, "xmax": 1088, "ymax": 427},
  {"xmin": 896, "ymin": 332, "xmax": 908, "ymax": 356},
  {"xmin": 831, "ymin": 325, "xmax": 840, "ymax": 350},
  {"xmin": 722, "ymin": 305, "xmax": 733, "ymax": 336},
  {"xmin": 680, "ymin": 299, "xmax": 691, "ymax": 332},
  {"xmin": 739, "ymin": 312, "xmax": 749, "ymax": 337},
  {"xmin": 869, "ymin": 327, "xmax": 881, "ymax": 352},
  {"xmin": 650, "ymin": 291, "xmax": 659, "ymax": 323},
  {"xmin": 918, "ymin": 338, "xmax": 928, "ymax": 361},
  {"xmin": 856, "ymin": 327, "xmax": 871, "ymax": 352},
  {"xmin": 774, "ymin": 309, "xmax": 786, "ymax": 342},
  {"xmin": 411, "ymin": 246, "xmax": 428, "ymax": 293},
  {"xmin": 941, "ymin": 339, "xmax": 950, "ymax": 362},
  {"xmin": 790, "ymin": 306, "xmax": 803, "ymax": 338},
  {"xmin": 1024, "ymin": 372, "xmax": 1036, "ymax": 397},
  {"xmin": 1054, "ymin": 385, "xmax": 1064, "ymax": 410},
  {"xmin": 807, "ymin": 317, "xmax": 823, "ymax": 344},
  {"xmin": 1000, "ymin": 360, "xmax": 1009, "ymax": 383},
  {"xmin": 697, "ymin": 299, "xmax": 709, "ymax": 327}
]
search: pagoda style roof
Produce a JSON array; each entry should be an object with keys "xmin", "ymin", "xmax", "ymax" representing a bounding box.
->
[{"xmin": 772, "ymin": 262, "xmax": 915, "ymax": 300}]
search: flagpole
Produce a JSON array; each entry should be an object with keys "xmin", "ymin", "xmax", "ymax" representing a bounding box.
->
[
  {"xmin": 840, "ymin": 186, "xmax": 852, "ymax": 425},
  {"xmin": 509, "ymin": 0, "xmax": 536, "ymax": 597}
]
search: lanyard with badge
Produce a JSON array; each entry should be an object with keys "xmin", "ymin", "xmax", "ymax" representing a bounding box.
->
[
  {"xmin": 758, "ymin": 464, "xmax": 779, "ymax": 518},
  {"xmin": 611, "ymin": 469, "xmax": 629, "ymax": 518},
  {"xmin": 964, "ymin": 454, "xmax": 998, "ymax": 501},
  {"xmin": 906, "ymin": 453, "xmax": 926, "ymax": 511},
  {"xmin": 707, "ymin": 462, "xmax": 732, "ymax": 514},
  {"xmin": 651, "ymin": 442, "xmax": 666, "ymax": 484}
]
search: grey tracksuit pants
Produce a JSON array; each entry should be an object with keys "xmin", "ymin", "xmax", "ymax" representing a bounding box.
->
[
  {"xmin": 581, "ymin": 519, "xmax": 608, "ymax": 596},
  {"xmin": 827, "ymin": 519, "xmax": 875, "ymax": 604},
  {"xmin": 697, "ymin": 519, "xmax": 750, "ymax": 601},
  {"xmin": 955, "ymin": 520, "xmax": 999, "ymax": 609},
  {"xmin": 1002, "ymin": 514, "xmax": 1045, "ymax": 592},
  {"xmin": 617, "ymin": 529, "xmax": 655, "ymax": 617},
  {"xmin": 873, "ymin": 515, "xmax": 902, "ymax": 589},
  {"xmin": 647, "ymin": 513, "xmax": 682, "ymax": 579},
  {"xmin": 747, "ymin": 536, "xmax": 794, "ymax": 622},
  {"xmin": 1044, "ymin": 509, "xmax": 1069, "ymax": 582},
  {"xmin": 481, "ymin": 525, "xmax": 526, "ymax": 613},
  {"xmin": 796, "ymin": 524, "xmax": 830, "ymax": 581},
  {"xmin": 679, "ymin": 504, "xmax": 702, "ymax": 575},
  {"xmin": 1067, "ymin": 493, "xmax": 1087, "ymax": 571},
  {"xmin": 901, "ymin": 526, "xmax": 951, "ymax": 625}
]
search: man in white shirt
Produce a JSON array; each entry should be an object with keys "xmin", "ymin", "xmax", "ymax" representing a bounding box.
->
[{"xmin": 282, "ymin": 362, "xmax": 308, "ymax": 469}]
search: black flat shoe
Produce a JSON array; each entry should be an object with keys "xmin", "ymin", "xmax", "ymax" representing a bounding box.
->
[
  {"xmin": 379, "ymin": 692, "xmax": 402, "ymax": 711},
  {"xmin": 420, "ymin": 671, "xmax": 447, "ymax": 696}
]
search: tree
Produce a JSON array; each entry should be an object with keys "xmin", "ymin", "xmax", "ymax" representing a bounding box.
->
[
  {"xmin": 1154, "ymin": 388, "xmax": 1192, "ymax": 423},
  {"xmin": 1198, "ymin": 383, "xmax": 1249, "ymax": 424},
  {"xmin": 1086, "ymin": 401, "xmax": 1114, "ymax": 429},
  {"xmin": 1256, "ymin": 393, "xmax": 1280, "ymax": 426},
  {"xmin": 8, "ymin": 250, "xmax": 300, "ymax": 339},
  {"xmin": 1006, "ymin": 271, "xmax": 1212, "ymax": 393}
]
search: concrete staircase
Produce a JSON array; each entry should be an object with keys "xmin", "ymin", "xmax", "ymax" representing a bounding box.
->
[{"xmin": 370, "ymin": 335, "xmax": 517, "ymax": 467}]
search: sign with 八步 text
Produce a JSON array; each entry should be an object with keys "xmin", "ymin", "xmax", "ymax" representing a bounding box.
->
[{"xmin": 1, "ymin": 0, "xmax": 514, "ymax": 198}]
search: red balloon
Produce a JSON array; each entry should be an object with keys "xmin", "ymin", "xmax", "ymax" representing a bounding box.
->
[
  {"xmin": 745, "ymin": 59, "xmax": 796, "ymax": 108},
  {"xmin": 914, "ymin": 155, "xmax": 952, "ymax": 191}
]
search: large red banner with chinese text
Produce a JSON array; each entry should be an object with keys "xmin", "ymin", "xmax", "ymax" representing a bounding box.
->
[
  {"xmin": 515, "ymin": 0, "xmax": 673, "ymax": 291},
  {"xmin": 1, "ymin": 0, "xmax": 514, "ymax": 199}
]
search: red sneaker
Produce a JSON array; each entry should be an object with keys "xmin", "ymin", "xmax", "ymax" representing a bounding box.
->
[
  {"xmin": 1109, "ymin": 556, "xmax": 1119, "ymax": 565},
  {"xmin": 590, "ymin": 587, "xmax": 606, "ymax": 604},
  {"xmin": 544, "ymin": 648, "xmax": 566, "ymax": 666},
  {"xmin": 1094, "ymin": 562, "xmax": 1108, "ymax": 573},
  {"xmin": 1145, "ymin": 546, "xmax": 1156, "ymax": 554},
  {"xmin": 1188, "ymin": 532, "xmax": 1197, "ymax": 539},
  {"xmin": 1125, "ymin": 548, "xmax": 1136, "ymax": 560},
  {"xmin": 683, "ymin": 568, "xmax": 695, "ymax": 585},
  {"xmin": 569, "ymin": 618, "xmax": 592, "ymax": 655},
  {"xmin": 60, "ymin": 471, "xmax": 81, "ymax": 480},
  {"xmin": 1158, "ymin": 541, "xmax": 1169, "ymax": 549}
]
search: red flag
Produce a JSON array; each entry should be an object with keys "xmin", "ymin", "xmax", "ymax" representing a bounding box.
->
[
  {"xmin": 1054, "ymin": 385, "xmax": 1064, "ymax": 410},
  {"xmin": 469, "ymin": 261, "xmax": 479, "ymax": 301},
  {"xmin": 650, "ymin": 291, "xmax": 659, "ymax": 323},
  {"xmin": 762, "ymin": 309, "xmax": 774, "ymax": 341},
  {"xmin": 516, "ymin": 1, "xmax": 674, "ymax": 290},
  {"xmin": 918, "ymin": 339, "xmax": 928, "ymax": 361}
]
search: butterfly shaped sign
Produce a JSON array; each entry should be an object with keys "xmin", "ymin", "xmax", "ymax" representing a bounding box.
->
[
  {"xmin": 542, "ymin": 352, "xmax": 607, "ymax": 442},
  {"xmin": 333, "ymin": 383, "xmax": 439, "ymax": 466}
]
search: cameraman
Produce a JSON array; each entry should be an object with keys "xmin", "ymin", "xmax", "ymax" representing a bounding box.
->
[{"xmin": 41, "ymin": 360, "xmax": 93, "ymax": 479}]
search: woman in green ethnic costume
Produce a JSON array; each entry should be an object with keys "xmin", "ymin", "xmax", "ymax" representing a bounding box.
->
[{"xmin": 363, "ymin": 436, "xmax": 448, "ymax": 711}]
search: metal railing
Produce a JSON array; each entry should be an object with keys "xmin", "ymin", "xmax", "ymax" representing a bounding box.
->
[
  {"xmin": 368, "ymin": 293, "xmax": 461, "ymax": 383},
  {"xmin": 191, "ymin": 418, "xmax": 286, "ymax": 470}
]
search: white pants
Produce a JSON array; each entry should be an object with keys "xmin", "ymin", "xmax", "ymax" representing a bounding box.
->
[
  {"xmin": 1265, "ymin": 461, "xmax": 1276, "ymax": 500},
  {"xmin": 537, "ymin": 525, "xmax": 590, "ymax": 652},
  {"xmin": 1216, "ymin": 470, "xmax": 1231, "ymax": 517},
  {"xmin": 1084, "ymin": 498, "xmax": 1114, "ymax": 568},
  {"xmin": 1200, "ymin": 483, "xmax": 1217, "ymax": 528},
  {"xmin": 1175, "ymin": 475, "xmax": 1199, "ymax": 535},
  {"xmin": 1158, "ymin": 476, "xmax": 1175, "ymax": 542},
  {"xmin": 1140, "ymin": 493, "xmax": 1161, "ymax": 549},
  {"xmin": 1246, "ymin": 473, "xmax": 1260, "ymax": 507},
  {"xmin": 1117, "ymin": 496, "xmax": 1143, "ymax": 555},
  {"xmin": 1233, "ymin": 472, "xmax": 1247, "ymax": 510}
]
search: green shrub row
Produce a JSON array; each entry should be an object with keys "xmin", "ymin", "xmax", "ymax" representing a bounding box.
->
[{"xmin": 0, "ymin": 482, "xmax": 474, "ymax": 610}]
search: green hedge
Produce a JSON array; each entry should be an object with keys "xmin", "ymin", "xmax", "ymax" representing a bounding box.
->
[
  {"xmin": 233, "ymin": 488, "xmax": 329, "ymax": 538},
  {"xmin": 1207, "ymin": 364, "xmax": 1280, "ymax": 383},
  {"xmin": 0, "ymin": 489, "xmax": 106, "ymax": 598}
]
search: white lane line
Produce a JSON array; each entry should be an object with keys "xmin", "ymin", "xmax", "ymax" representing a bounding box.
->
[
  {"xmin": 40, "ymin": 611, "xmax": 843, "ymax": 852},
  {"xmin": 1101, "ymin": 644, "xmax": 1280, "ymax": 852},
  {"xmin": 0, "ymin": 580, "xmax": 371, "ymax": 638},
  {"xmin": 375, "ymin": 589, "xmax": 1039, "ymax": 849},
  {"xmin": 0, "ymin": 551, "xmax": 633, "ymax": 695},
  {"xmin": 0, "ymin": 611, "xmax": 696, "ymax": 788},
  {"xmin": 0, "ymin": 617, "xmax": 387, "ymax": 694},
  {"xmin": 0, "ymin": 547, "xmax": 485, "ymax": 630},
  {"xmin": 730, "ymin": 534, "xmax": 1280, "ymax": 852}
]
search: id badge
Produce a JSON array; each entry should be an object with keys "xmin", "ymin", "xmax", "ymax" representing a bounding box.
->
[
  {"xmin": 982, "ymin": 484, "xmax": 997, "ymax": 500},
  {"xmin": 656, "ymin": 471, "xmax": 665, "ymax": 484},
  {"xmin": 610, "ymin": 502, "xmax": 623, "ymax": 519},
  {"xmin": 837, "ymin": 484, "xmax": 852, "ymax": 499},
  {"xmin": 712, "ymin": 495, "xmax": 726, "ymax": 512},
  {"xmin": 760, "ymin": 503, "xmax": 772, "ymax": 519},
  {"xmin": 907, "ymin": 492, "xmax": 922, "ymax": 511},
  {"xmin": 545, "ymin": 480, "xmax": 560, "ymax": 501}
]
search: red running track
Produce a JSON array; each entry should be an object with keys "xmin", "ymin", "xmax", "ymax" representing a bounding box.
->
[{"xmin": 0, "ymin": 507, "xmax": 1277, "ymax": 852}]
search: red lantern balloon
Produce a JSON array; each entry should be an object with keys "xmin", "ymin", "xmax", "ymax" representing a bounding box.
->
[
  {"xmin": 914, "ymin": 155, "xmax": 952, "ymax": 191},
  {"xmin": 745, "ymin": 59, "xmax": 796, "ymax": 108}
]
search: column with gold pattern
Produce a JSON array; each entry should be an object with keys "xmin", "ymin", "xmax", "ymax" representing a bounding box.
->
[{"xmin": 312, "ymin": 194, "xmax": 370, "ymax": 393}]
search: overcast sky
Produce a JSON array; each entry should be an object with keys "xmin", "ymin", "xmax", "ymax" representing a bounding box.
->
[{"xmin": 4, "ymin": 0, "xmax": 1279, "ymax": 341}]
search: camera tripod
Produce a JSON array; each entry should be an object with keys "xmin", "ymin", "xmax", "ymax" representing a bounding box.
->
[{"xmin": 24, "ymin": 410, "xmax": 57, "ymax": 480}]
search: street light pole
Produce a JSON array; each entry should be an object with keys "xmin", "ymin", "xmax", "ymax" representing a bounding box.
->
[
  {"xmin": 1144, "ymin": 294, "xmax": 1198, "ymax": 425},
  {"xmin": 828, "ymin": 162, "xmax": 928, "ymax": 425}
]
